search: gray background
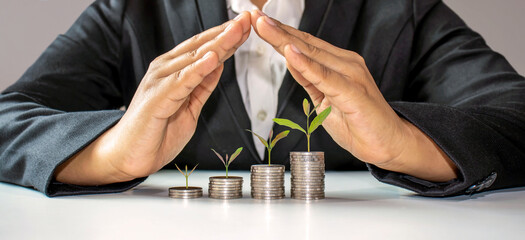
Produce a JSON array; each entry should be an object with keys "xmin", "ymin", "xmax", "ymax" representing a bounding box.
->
[{"xmin": 1, "ymin": 0, "xmax": 524, "ymax": 91}]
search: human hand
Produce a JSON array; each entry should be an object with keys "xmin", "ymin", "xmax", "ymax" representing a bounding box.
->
[
  {"xmin": 250, "ymin": 10, "xmax": 457, "ymax": 181},
  {"xmin": 55, "ymin": 12, "xmax": 252, "ymax": 185}
]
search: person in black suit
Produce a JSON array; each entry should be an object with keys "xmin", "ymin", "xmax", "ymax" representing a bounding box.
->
[{"xmin": 1, "ymin": 0, "xmax": 524, "ymax": 197}]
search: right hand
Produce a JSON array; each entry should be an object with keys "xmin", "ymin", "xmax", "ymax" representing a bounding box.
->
[{"xmin": 55, "ymin": 12, "xmax": 252, "ymax": 185}]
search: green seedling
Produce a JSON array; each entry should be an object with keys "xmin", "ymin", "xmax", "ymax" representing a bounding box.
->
[
  {"xmin": 273, "ymin": 98, "xmax": 332, "ymax": 152},
  {"xmin": 246, "ymin": 129, "xmax": 290, "ymax": 165},
  {"xmin": 175, "ymin": 163, "xmax": 199, "ymax": 189},
  {"xmin": 211, "ymin": 147, "xmax": 243, "ymax": 178}
]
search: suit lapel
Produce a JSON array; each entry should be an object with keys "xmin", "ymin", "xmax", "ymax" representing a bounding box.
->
[{"xmin": 273, "ymin": 0, "xmax": 364, "ymax": 164}]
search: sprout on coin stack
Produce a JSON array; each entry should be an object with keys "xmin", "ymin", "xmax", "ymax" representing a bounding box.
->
[
  {"xmin": 246, "ymin": 129, "xmax": 289, "ymax": 166},
  {"xmin": 168, "ymin": 163, "xmax": 202, "ymax": 199},
  {"xmin": 247, "ymin": 129, "xmax": 289, "ymax": 200},
  {"xmin": 273, "ymin": 98, "xmax": 332, "ymax": 200},
  {"xmin": 208, "ymin": 148, "xmax": 244, "ymax": 199}
]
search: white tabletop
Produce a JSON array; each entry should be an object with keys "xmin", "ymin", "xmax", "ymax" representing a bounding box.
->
[{"xmin": 1, "ymin": 170, "xmax": 524, "ymax": 240}]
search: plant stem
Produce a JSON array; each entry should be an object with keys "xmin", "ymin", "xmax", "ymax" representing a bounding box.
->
[
  {"xmin": 185, "ymin": 175, "xmax": 188, "ymax": 189},
  {"xmin": 268, "ymin": 148, "xmax": 272, "ymax": 166},
  {"xmin": 307, "ymin": 134, "xmax": 310, "ymax": 152},
  {"xmin": 306, "ymin": 114, "xmax": 310, "ymax": 152},
  {"xmin": 226, "ymin": 165, "xmax": 229, "ymax": 178}
]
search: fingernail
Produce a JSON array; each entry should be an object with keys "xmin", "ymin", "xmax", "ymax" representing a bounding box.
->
[
  {"xmin": 264, "ymin": 16, "xmax": 276, "ymax": 26},
  {"xmin": 256, "ymin": 9, "xmax": 267, "ymax": 17},
  {"xmin": 290, "ymin": 44, "xmax": 301, "ymax": 54}
]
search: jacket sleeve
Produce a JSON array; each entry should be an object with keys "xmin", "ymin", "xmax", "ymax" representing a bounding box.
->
[
  {"xmin": 0, "ymin": 0, "xmax": 145, "ymax": 197},
  {"xmin": 369, "ymin": 1, "xmax": 525, "ymax": 196}
]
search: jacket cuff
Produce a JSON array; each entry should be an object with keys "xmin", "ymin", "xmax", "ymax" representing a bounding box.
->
[
  {"xmin": 368, "ymin": 102, "xmax": 502, "ymax": 197},
  {"xmin": 46, "ymin": 177, "xmax": 147, "ymax": 197}
]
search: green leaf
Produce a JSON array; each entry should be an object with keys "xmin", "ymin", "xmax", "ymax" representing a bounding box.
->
[
  {"xmin": 270, "ymin": 130, "xmax": 290, "ymax": 148},
  {"xmin": 211, "ymin": 149, "xmax": 225, "ymax": 166},
  {"xmin": 188, "ymin": 163, "xmax": 199, "ymax": 176},
  {"xmin": 228, "ymin": 147, "xmax": 243, "ymax": 164},
  {"xmin": 308, "ymin": 106, "xmax": 332, "ymax": 134},
  {"xmin": 268, "ymin": 129, "xmax": 273, "ymax": 141},
  {"xmin": 302, "ymin": 98, "xmax": 310, "ymax": 116},
  {"xmin": 174, "ymin": 163, "xmax": 185, "ymax": 176},
  {"xmin": 310, "ymin": 102, "xmax": 321, "ymax": 116},
  {"xmin": 246, "ymin": 129, "xmax": 269, "ymax": 149},
  {"xmin": 273, "ymin": 118, "xmax": 306, "ymax": 134}
]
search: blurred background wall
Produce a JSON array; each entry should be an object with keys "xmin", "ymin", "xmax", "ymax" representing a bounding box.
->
[{"xmin": 1, "ymin": 0, "xmax": 524, "ymax": 91}]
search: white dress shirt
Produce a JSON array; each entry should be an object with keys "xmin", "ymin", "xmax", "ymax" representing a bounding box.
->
[{"xmin": 227, "ymin": 0, "xmax": 305, "ymax": 159}]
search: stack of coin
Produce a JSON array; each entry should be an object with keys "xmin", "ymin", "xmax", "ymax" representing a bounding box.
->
[
  {"xmin": 250, "ymin": 164, "xmax": 285, "ymax": 200},
  {"xmin": 290, "ymin": 152, "xmax": 325, "ymax": 200},
  {"xmin": 208, "ymin": 176, "xmax": 243, "ymax": 199},
  {"xmin": 168, "ymin": 186, "xmax": 203, "ymax": 199}
]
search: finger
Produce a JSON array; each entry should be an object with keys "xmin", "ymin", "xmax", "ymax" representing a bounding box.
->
[
  {"xmin": 164, "ymin": 51, "xmax": 220, "ymax": 104},
  {"xmin": 164, "ymin": 11, "xmax": 251, "ymax": 60},
  {"xmin": 252, "ymin": 13, "xmax": 353, "ymax": 75},
  {"xmin": 157, "ymin": 14, "xmax": 250, "ymax": 77},
  {"xmin": 286, "ymin": 63, "xmax": 325, "ymax": 106},
  {"xmin": 188, "ymin": 64, "xmax": 224, "ymax": 120},
  {"xmin": 284, "ymin": 44, "xmax": 358, "ymax": 100},
  {"xmin": 250, "ymin": 10, "xmax": 355, "ymax": 59}
]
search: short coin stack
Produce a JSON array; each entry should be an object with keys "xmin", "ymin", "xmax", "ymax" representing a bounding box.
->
[
  {"xmin": 208, "ymin": 176, "xmax": 243, "ymax": 199},
  {"xmin": 290, "ymin": 152, "xmax": 325, "ymax": 200},
  {"xmin": 168, "ymin": 186, "xmax": 203, "ymax": 199},
  {"xmin": 250, "ymin": 165, "xmax": 285, "ymax": 200}
]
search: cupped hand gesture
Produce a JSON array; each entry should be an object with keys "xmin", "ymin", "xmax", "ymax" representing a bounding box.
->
[
  {"xmin": 250, "ymin": 10, "xmax": 457, "ymax": 182},
  {"xmin": 55, "ymin": 13, "xmax": 252, "ymax": 185}
]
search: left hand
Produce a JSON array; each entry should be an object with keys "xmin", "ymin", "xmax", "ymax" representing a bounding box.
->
[{"xmin": 250, "ymin": 10, "xmax": 458, "ymax": 182}]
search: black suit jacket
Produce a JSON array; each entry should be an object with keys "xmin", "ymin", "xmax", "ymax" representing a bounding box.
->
[{"xmin": 1, "ymin": 0, "xmax": 524, "ymax": 197}]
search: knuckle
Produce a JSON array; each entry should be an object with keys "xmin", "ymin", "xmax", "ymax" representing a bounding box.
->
[
  {"xmin": 186, "ymin": 49, "xmax": 198, "ymax": 58},
  {"xmin": 307, "ymin": 44, "xmax": 321, "ymax": 56},
  {"xmin": 190, "ymin": 33, "xmax": 201, "ymax": 43},
  {"xmin": 320, "ymin": 65, "xmax": 332, "ymax": 80},
  {"xmin": 148, "ymin": 57, "xmax": 162, "ymax": 70},
  {"xmin": 300, "ymin": 31, "xmax": 313, "ymax": 41}
]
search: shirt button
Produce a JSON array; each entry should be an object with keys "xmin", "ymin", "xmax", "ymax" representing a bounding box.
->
[
  {"xmin": 256, "ymin": 45, "xmax": 265, "ymax": 56},
  {"xmin": 257, "ymin": 110, "xmax": 267, "ymax": 121}
]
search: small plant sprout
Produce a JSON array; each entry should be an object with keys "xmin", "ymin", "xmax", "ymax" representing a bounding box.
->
[
  {"xmin": 211, "ymin": 147, "xmax": 243, "ymax": 178},
  {"xmin": 273, "ymin": 98, "xmax": 332, "ymax": 152},
  {"xmin": 174, "ymin": 163, "xmax": 199, "ymax": 189},
  {"xmin": 246, "ymin": 129, "xmax": 290, "ymax": 165}
]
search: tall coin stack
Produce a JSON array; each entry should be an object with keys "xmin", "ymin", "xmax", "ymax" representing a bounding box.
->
[
  {"xmin": 250, "ymin": 165, "xmax": 285, "ymax": 200},
  {"xmin": 290, "ymin": 152, "xmax": 325, "ymax": 200},
  {"xmin": 208, "ymin": 176, "xmax": 243, "ymax": 199},
  {"xmin": 168, "ymin": 186, "xmax": 203, "ymax": 199}
]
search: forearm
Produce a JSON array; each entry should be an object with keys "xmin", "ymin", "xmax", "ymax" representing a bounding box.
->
[{"xmin": 375, "ymin": 119, "xmax": 458, "ymax": 182}]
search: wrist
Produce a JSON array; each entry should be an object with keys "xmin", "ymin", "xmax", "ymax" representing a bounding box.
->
[
  {"xmin": 54, "ymin": 125, "xmax": 135, "ymax": 185},
  {"xmin": 375, "ymin": 118, "xmax": 458, "ymax": 182}
]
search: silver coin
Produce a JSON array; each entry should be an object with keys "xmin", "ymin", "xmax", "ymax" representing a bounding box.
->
[
  {"xmin": 251, "ymin": 184, "xmax": 284, "ymax": 187},
  {"xmin": 209, "ymin": 194, "xmax": 243, "ymax": 199},
  {"xmin": 209, "ymin": 192, "xmax": 243, "ymax": 197},
  {"xmin": 251, "ymin": 188, "xmax": 285, "ymax": 193},
  {"xmin": 251, "ymin": 180, "xmax": 283, "ymax": 183},
  {"xmin": 209, "ymin": 176, "xmax": 243, "ymax": 181},
  {"xmin": 291, "ymin": 179, "xmax": 325, "ymax": 183},
  {"xmin": 251, "ymin": 168, "xmax": 285, "ymax": 173},
  {"xmin": 291, "ymin": 196, "xmax": 325, "ymax": 200},
  {"xmin": 251, "ymin": 195, "xmax": 284, "ymax": 200},
  {"xmin": 251, "ymin": 192, "xmax": 285, "ymax": 197},
  {"xmin": 209, "ymin": 189, "xmax": 243, "ymax": 194},
  {"xmin": 168, "ymin": 186, "xmax": 203, "ymax": 199},
  {"xmin": 291, "ymin": 188, "xmax": 324, "ymax": 192}
]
